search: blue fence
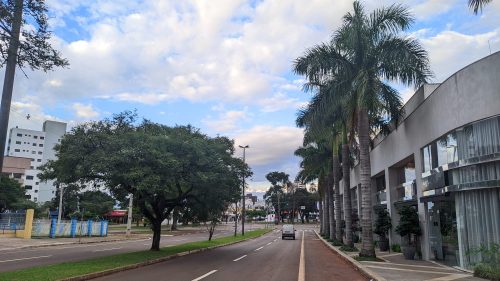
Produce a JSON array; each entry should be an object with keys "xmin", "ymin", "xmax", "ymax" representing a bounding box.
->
[
  {"xmin": 32, "ymin": 219, "xmax": 108, "ymax": 238},
  {"xmin": 0, "ymin": 212, "xmax": 25, "ymax": 234}
]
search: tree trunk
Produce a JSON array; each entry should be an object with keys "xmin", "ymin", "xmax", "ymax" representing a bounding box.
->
[
  {"xmin": 170, "ymin": 208, "xmax": 178, "ymax": 231},
  {"xmin": 333, "ymin": 153, "xmax": 342, "ymax": 242},
  {"xmin": 324, "ymin": 177, "xmax": 330, "ymax": 238},
  {"xmin": 151, "ymin": 220, "xmax": 162, "ymax": 251},
  {"xmin": 319, "ymin": 199, "xmax": 324, "ymax": 235},
  {"xmin": 359, "ymin": 108, "xmax": 375, "ymax": 257},
  {"xmin": 328, "ymin": 173, "xmax": 335, "ymax": 241},
  {"xmin": 342, "ymin": 142, "xmax": 354, "ymax": 247},
  {"xmin": 208, "ymin": 222, "xmax": 216, "ymax": 241},
  {"xmin": 0, "ymin": 0, "xmax": 23, "ymax": 172}
]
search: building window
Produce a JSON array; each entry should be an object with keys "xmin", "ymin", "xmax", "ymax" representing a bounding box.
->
[
  {"xmin": 26, "ymin": 195, "xmax": 31, "ymax": 199},
  {"xmin": 14, "ymin": 149, "xmax": 20, "ymax": 152},
  {"xmin": 13, "ymin": 173, "xmax": 22, "ymax": 179},
  {"xmin": 39, "ymin": 144, "xmax": 43, "ymax": 147},
  {"xmin": 40, "ymin": 136, "xmax": 45, "ymax": 140},
  {"xmin": 15, "ymin": 141, "xmax": 21, "ymax": 144},
  {"xmin": 37, "ymin": 159, "xmax": 41, "ymax": 162},
  {"xmin": 32, "ymin": 143, "xmax": 37, "ymax": 146},
  {"xmin": 32, "ymin": 151, "xmax": 35, "ymax": 154},
  {"xmin": 17, "ymin": 133, "xmax": 22, "ymax": 137},
  {"xmin": 26, "ymin": 175, "xmax": 34, "ymax": 180},
  {"xmin": 38, "ymin": 151, "xmax": 42, "ymax": 155},
  {"xmin": 25, "ymin": 185, "xmax": 33, "ymax": 190},
  {"xmin": 35, "ymin": 182, "xmax": 39, "ymax": 185},
  {"xmin": 30, "ymin": 166, "xmax": 34, "ymax": 169},
  {"xmin": 34, "ymin": 136, "xmax": 38, "ymax": 139},
  {"xmin": 422, "ymin": 145, "xmax": 432, "ymax": 172}
]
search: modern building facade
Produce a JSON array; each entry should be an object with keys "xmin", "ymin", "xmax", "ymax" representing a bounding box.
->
[
  {"xmin": 6, "ymin": 121, "xmax": 67, "ymax": 202},
  {"xmin": 341, "ymin": 52, "xmax": 500, "ymax": 269}
]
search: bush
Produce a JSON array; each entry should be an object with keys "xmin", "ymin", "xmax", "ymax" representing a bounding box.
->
[
  {"xmin": 340, "ymin": 245, "xmax": 359, "ymax": 252},
  {"xmin": 331, "ymin": 239, "xmax": 343, "ymax": 246},
  {"xmin": 474, "ymin": 263, "xmax": 500, "ymax": 281},
  {"xmin": 391, "ymin": 244, "xmax": 401, "ymax": 252}
]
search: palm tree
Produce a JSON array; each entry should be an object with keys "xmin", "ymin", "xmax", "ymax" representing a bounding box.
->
[
  {"xmin": 295, "ymin": 136, "xmax": 333, "ymax": 237},
  {"xmin": 294, "ymin": 1, "xmax": 431, "ymax": 257},
  {"xmin": 469, "ymin": 0, "xmax": 492, "ymax": 14}
]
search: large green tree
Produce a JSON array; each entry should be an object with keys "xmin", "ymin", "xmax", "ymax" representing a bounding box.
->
[
  {"xmin": 0, "ymin": 175, "xmax": 33, "ymax": 212},
  {"xmin": 294, "ymin": 1, "xmax": 430, "ymax": 257},
  {"xmin": 264, "ymin": 171, "xmax": 290, "ymax": 223},
  {"xmin": 0, "ymin": 0, "xmax": 68, "ymax": 171},
  {"xmin": 40, "ymin": 112, "xmax": 249, "ymax": 250}
]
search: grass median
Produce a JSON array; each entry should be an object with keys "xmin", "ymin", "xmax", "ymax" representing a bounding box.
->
[{"xmin": 0, "ymin": 228, "xmax": 271, "ymax": 281}]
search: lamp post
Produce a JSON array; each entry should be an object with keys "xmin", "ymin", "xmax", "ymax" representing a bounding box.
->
[{"xmin": 239, "ymin": 144, "xmax": 249, "ymax": 236}]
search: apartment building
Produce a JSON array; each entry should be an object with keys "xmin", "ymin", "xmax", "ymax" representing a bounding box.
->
[{"xmin": 6, "ymin": 121, "xmax": 67, "ymax": 202}]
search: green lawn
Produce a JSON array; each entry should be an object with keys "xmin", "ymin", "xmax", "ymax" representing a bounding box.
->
[{"xmin": 0, "ymin": 228, "xmax": 271, "ymax": 281}]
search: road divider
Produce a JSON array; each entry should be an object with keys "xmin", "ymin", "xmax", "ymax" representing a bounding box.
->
[{"xmin": 0, "ymin": 228, "xmax": 273, "ymax": 281}]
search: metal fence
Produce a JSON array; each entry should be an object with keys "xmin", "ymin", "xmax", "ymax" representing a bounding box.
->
[{"xmin": 0, "ymin": 212, "xmax": 25, "ymax": 233}]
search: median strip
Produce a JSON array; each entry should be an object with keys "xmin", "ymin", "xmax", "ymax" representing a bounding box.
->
[{"xmin": 0, "ymin": 228, "xmax": 272, "ymax": 281}]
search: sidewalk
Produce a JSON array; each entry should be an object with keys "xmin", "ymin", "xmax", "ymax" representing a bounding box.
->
[
  {"xmin": 0, "ymin": 233, "xmax": 149, "ymax": 251},
  {"xmin": 349, "ymin": 243, "xmax": 485, "ymax": 281}
]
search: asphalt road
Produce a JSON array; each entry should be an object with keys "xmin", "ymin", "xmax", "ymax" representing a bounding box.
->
[
  {"xmin": 0, "ymin": 224, "xmax": 261, "ymax": 272},
  {"xmin": 94, "ymin": 225, "xmax": 368, "ymax": 281}
]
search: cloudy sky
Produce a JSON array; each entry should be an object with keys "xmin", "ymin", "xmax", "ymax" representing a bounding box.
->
[{"xmin": 5, "ymin": 0, "xmax": 500, "ymax": 192}]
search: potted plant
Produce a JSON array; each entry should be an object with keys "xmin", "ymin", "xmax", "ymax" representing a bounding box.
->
[
  {"xmin": 374, "ymin": 208, "xmax": 392, "ymax": 251},
  {"xmin": 395, "ymin": 206, "xmax": 421, "ymax": 260}
]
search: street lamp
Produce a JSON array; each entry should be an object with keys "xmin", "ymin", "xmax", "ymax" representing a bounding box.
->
[{"xmin": 239, "ymin": 144, "xmax": 249, "ymax": 236}]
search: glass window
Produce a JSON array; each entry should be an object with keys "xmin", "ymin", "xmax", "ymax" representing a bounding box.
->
[
  {"xmin": 437, "ymin": 137, "xmax": 448, "ymax": 167},
  {"xmin": 447, "ymin": 132, "xmax": 458, "ymax": 163},
  {"xmin": 423, "ymin": 145, "xmax": 432, "ymax": 172},
  {"xmin": 40, "ymin": 136, "xmax": 45, "ymax": 140},
  {"xmin": 26, "ymin": 175, "xmax": 34, "ymax": 180},
  {"xmin": 39, "ymin": 144, "xmax": 43, "ymax": 147},
  {"xmin": 15, "ymin": 141, "xmax": 21, "ymax": 144},
  {"xmin": 17, "ymin": 133, "xmax": 22, "ymax": 137},
  {"xmin": 14, "ymin": 149, "xmax": 20, "ymax": 152},
  {"xmin": 34, "ymin": 136, "xmax": 38, "ymax": 139},
  {"xmin": 25, "ymin": 185, "xmax": 33, "ymax": 190}
]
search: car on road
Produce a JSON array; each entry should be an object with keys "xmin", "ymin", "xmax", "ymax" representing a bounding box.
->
[{"xmin": 281, "ymin": 224, "xmax": 296, "ymax": 240}]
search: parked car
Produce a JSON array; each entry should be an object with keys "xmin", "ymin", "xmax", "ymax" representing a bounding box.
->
[{"xmin": 281, "ymin": 224, "xmax": 296, "ymax": 240}]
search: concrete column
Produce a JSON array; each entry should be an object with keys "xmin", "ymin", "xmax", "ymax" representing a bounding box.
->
[
  {"xmin": 414, "ymin": 150, "xmax": 430, "ymax": 260},
  {"xmin": 23, "ymin": 209, "xmax": 34, "ymax": 239},
  {"xmin": 385, "ymin": 168, "xmax": 401, "ymax": 246}
]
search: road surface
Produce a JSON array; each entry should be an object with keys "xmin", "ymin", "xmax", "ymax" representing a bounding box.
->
[
  {"xmin": 0, "ymin": 224, "xmax": 260, "ymax": 272},
  {"xmin": 94, "ymin": 225, "xmax": 367, "ymax": 281}
]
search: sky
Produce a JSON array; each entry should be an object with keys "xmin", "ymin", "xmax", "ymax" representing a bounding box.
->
[{"xmin": 5, "ymin": 0, "xmax": 500, "ymax": 192}]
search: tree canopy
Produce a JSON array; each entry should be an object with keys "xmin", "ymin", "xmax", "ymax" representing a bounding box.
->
[{"xmin": 39, "ymin": 111, "xmax": 250, "ymax": 250}]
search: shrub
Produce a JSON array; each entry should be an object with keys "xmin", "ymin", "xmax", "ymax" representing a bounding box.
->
[
  {"xmin": 395, "ymin": 206, "xmax": 421, "ymax": 246},
  {"xmin": 474, "ymin": 263, "xmax": 500, "ymax": 281},
  {"xmin": 374, "ymin": 208, "xmax": 392, "ymax": 241},
  {"xmin": 340, "ymin": 245, "xmax": 359, "ymax": 252},
  {"xmin": 391, "ymin": 244, "xmax": 401, "ymax": 252},
  {"xmin": 331, "ymin": 239, "xmax": 343, "ymax": 246}
]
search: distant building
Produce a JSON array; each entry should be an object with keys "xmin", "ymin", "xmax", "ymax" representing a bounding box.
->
[
  {"xmin": 1, "ymin": 156, "xmax": 31, "ymax": 186},
  {"xmin": 6, "ymin": 121, "xmax": 67, "ymax": 202}
]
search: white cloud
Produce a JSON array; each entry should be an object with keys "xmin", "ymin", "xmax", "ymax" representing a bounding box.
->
[
  {"xmin": 410, "ymin": 0, "xmax": 457, "ymax": 20},
  {"xmin": 72, "ymin": 103, "xmax": 99, "ymax": 120},
  {"xmin": 258, "ymin": 93, "xmax": 307, "ymax": 113},
  {"xmin": 203, "ymin": 109, "xmax": 250, "ymax": 132},
  {"xmin": 233, "ymin": 125, "xmax": 303, "ymax": 166}
]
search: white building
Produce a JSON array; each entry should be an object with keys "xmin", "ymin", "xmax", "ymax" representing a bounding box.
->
[{"xmin": 6, "ymin": 121, "xmax": 67, "ymax": 202}]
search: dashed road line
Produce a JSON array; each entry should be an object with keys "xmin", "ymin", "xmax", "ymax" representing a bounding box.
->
[
  {"xmin": 93, "ymin": 247, "xmax": 122, "ymax": 252},
  {"xmin": 0, "ymin": 255, "xmax": 52, "ymax": 263},
  {"xmin": 254, "ymin": 246, "xmax": 264, "ymax": 251},
  {"xmin": 266, "ymin": 242, "xmax": 273, "ymax": 245},
  {"xmin": 192, "ymin": 270, "xmax": 218, "ymax": 281},
  {"xmin": 233, "ymin": 255, "xmax": 247, "ymax": 262}
]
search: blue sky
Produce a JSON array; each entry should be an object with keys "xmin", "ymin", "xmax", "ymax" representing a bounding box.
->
[{"xmin": 6, "ymin": 0, "xmax": 500, "ymax": 192}]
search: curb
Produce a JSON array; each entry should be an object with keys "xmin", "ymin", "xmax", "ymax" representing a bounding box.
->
[
  {"xmin": 60, "ymin": 228, "xmax": 275, "ymax": 281},
  {"xmin": 0, "ymin": 237, "xmax": 149, "ymax": 251},
  {"xmin": 314, "ymin": 230, "xmax": 387, "ymax": 281}
]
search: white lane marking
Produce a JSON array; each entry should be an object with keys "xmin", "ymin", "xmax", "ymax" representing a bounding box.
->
[
  {"xmin": 233, "ymin": 255, "xmax": 247, "ymax": 262},
  {"xmin": 266, "ymin": 242, "xmax": 273, "ymax": 245},
  {"xmin": 423, "ymin": 274, "xmax": 471, "ymax": 281},
  {"xmin": 192, "ymin": 270, "xmax": 218, "ymax": 281},
  {"xmin": 254, "ymin": 246, "xmax": 264, "ymax": 251},
  {"xmin": 93, "ymin": 247, "xmax": 122, "ymax": 252},
  {"xmin": 298, "ymin": 230, "xmax": 305, "ymax": 281},
  {"xmin": 0, "ymin": 255, "xmax": 52, "ymax": 263}
]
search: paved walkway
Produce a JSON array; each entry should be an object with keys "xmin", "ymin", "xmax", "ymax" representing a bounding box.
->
[{"xmin": 350, "ymin": 244, "xmax": 486, "ymax": 281}]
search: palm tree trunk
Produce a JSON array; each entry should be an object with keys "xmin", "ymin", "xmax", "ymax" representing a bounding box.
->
[
  {"xmin": 342, "ymin": 142, "xmax": 353, "ymax": 247},
  {"xmin": 324, "ymin": 177, "xmax": 330, "ymax": 238},
  {"xmin": 328, "ymin": 172, "xmax": 336, "ymax": 240},
  {"xmin": 359, "ymin": 108, "xmax": 375, "ymax": 257},
  {"xmin": 333, "ymin": 153, "xmax": 342, "ymax": 242},
  {"xmin": 319, "ymin": 198, "xmax": 324, "ymax": 235}
]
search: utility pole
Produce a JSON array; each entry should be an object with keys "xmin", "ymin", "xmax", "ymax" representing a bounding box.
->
[
  {"xmin": 0, "ymin": 0, "xmax": 23, "ymax": 172},
  {"xmin": 277, "ymin": 192, "xmax": 281, "ymax": 225},
  {"xmin": 126, "ymin": 194, "xmax": 133, "ymax": 237},
  {"xmin": 57, "ymin": 184, "xmax": 63, "ymax": 225},
  {"xmin": 239, "ymin": 144, "xmax": 249, "ymax": 236}
]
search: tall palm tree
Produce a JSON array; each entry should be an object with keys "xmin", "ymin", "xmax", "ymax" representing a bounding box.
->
[
  {"xmin": 295, "ymin": 133, "xmax": 333, "ymax": 238},
  {"xmin": 469, "ymin": 0, "xmax": 492, "ymax": 14},
  {"xmin": 294, "ymin": 1, "xmax": 431, "ymax": 257}
]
